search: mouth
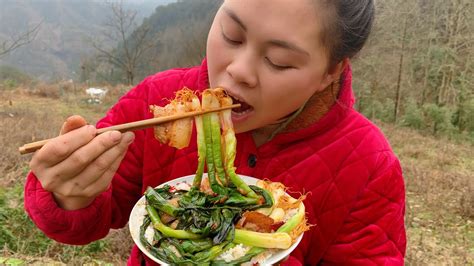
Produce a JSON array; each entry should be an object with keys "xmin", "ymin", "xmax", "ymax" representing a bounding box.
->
[{"xmin": 228, "ymin": 93, "xmax": 254, "ymax": 115}]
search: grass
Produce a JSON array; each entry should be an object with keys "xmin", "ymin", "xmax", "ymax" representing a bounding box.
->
[
  {"xmin": 0, "ymin": 87, "xmax": 473, "ymax": 264},
  {"xmin": 382, "ymin": 123, "xmax": 474, "ymax": 264},
  {"xmin": 0, "ymin": 86, "xmax": 132, "ymax": 264}
]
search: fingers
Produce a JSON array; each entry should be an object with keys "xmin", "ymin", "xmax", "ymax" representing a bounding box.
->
[
  {"xmin": 31, "ymin": 125, "xmax": 97, "ymax": 169},
  {"xmin": 48, "ymin": 130, "xmax": 127, "ymax": 178},
  {"xmin": 54, "ymin": 132, "xmax": 134, "ymax": 198},
  {"xmin": 60, "ymin": 115, "xmax": 88, "ymax": 135},
  {"xmin": 32, "ymin": 115, "xmax": 89, "ymax": 170},
  {"xmin": 81, "ymin": 137, "xmax": 132, "ymax": 197}
]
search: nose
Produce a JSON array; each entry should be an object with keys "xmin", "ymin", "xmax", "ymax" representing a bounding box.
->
[{"xmin": 226, "ymin": 49, "xmax": 258, "ymax": 88}]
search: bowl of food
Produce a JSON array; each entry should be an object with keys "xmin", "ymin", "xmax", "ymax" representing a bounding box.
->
[
  {"xmin": 129, "ymin": 174, "xmax": 307, "ymax": 265},
  {"xmin": 129, "ymin": 88, "xmax": 309, "ymax": 265}
]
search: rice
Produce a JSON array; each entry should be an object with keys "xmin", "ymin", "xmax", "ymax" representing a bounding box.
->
[
  {"xmin": 144, "ymin": 224, "xmax": 155, "ymax": 244},
  {"xmin": 217, "ymin": 244, "xmax": 251, "ymax": 262},
  {"xmin": 243, "ymin": 249, "xmax": 274, "ymax": 266},
  {"xmin": 217, "ymin": 244, "xmax": 276, "ymax": 264},
  {"xmin": 175, "ymin": 181, "xmax": 191, "ymax": 191}
]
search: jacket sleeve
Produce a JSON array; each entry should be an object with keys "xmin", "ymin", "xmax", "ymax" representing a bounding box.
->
[
  {"xmin": 24, "ymin": 80, "xmax": 151, "ymax": 245},
  {"xmin": 321, "ymin": 157, "xmax": 406, "ymax": 265},
  {"xmin": 281, "ymin": 256, "xmax": 303, "ymax": 266}
]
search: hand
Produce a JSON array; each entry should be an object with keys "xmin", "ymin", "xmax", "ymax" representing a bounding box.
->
[{"xmin": 30, "ymin": 115, "xmax": 135, "ymax": 210}]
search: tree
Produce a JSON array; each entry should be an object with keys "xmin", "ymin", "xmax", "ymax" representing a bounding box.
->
[
  {"xmin": 0, "ymin": 23, "xmax": 41, "ymax": 58},
  {"xmin": 91, "ymin": 0, "xmax": 156, "ymax": 85},
  {"xmin": 394, "ymin": 10, "xmax": 409, "ymax": 122},
  {"xmin": 343, "ymin": 0, "xmax": 473, "ymax": 140},
  {"xmin": 154, "ymin": 19, "xmax": 209, "ymax": 69}
]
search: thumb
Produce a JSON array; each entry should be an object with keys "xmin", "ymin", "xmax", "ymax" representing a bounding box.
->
[{"xmin": 59, "ymin": 115, "xmax": 88, "ymax": 135}]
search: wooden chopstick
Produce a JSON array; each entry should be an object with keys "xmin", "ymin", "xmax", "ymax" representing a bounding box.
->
[{"xmin": 19, "ymin": 104, "xmax": 240, "ymax": 155}]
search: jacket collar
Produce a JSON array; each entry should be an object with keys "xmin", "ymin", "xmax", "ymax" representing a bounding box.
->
[
  {"xmin": 262, "ymin": 66, "xmax": 355, "ymax": 149},
  {"xmin": 283, "ymin": 65, "xmax": 354, "ymax": 134}
]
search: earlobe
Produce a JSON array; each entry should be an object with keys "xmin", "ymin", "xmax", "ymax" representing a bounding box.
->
[
  {"xmin": 328, "ymin": 58, "xmax": 349, "ymax": 81},
  {"xmin": 321, "ymin": 58, "xmax": 349, "ymax": 90}
]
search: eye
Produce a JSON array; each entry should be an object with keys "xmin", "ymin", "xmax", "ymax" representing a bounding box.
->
[
  {"xmin": 222, "ymin": 31, "xmax": 242, "ymax": 46},
  {"xmin": 265, "ymin": 57, "xmax": 293, "ymax": 71}
]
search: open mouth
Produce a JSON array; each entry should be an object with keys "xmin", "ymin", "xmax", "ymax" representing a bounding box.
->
[{"xmin": 229, "ymin": 95, "xmax": 253, "ymax": 115}]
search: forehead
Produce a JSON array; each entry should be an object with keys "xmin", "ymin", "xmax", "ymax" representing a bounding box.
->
[{"xmin": 220, "ymin": 0, "xmax": 323, "ymax": 48}]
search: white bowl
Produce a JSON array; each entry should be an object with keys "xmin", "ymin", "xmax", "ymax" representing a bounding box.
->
[{"xmin": 129, "ymin": 174, "xmax": 303, "ymax": 265}]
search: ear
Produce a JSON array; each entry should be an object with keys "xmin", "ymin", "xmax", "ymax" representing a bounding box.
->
[{"xmin": 318, "ymin": 58, "xmax": 350, "ymax": 91}]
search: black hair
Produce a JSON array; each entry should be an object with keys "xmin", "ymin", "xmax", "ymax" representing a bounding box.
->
[{"xmin": 318, "ymin": 0, "xmax": 375, "ymax": 67}]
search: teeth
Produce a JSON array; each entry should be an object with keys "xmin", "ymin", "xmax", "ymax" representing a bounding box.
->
[{"xmin": 232, "ymin": 107, "xmax": 253, "ymax": 115}]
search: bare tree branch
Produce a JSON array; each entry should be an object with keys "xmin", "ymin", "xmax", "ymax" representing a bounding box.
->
[
  {"xmin": 91, "ymin": 0, "xmax": 155, "ymax": 85},
  {"xmin": 0, "ymin": 22, "xmax": 42, "ymax": 57}
]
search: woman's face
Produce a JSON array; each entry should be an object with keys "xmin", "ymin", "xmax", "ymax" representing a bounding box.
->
[{"xmin": 207, "ymin": 0, "xmax": 335, "ymax": 133}]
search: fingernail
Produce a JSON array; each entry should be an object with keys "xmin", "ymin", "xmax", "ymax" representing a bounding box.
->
[
  {"xmin": 123, "ymin": 132, "xmax": 135, "ymax": 144},
  {"xmin": 109, "ymin": 131, "xmax": 122, "ymax": 142}
]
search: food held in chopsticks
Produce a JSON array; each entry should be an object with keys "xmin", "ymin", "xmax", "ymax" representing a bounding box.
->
[
  {"xmin": 150, "ymin": 88, "xmax": 200, "ymax": 149},
  {"xmin": 141, "ymin": 88, "xmax": 310, "ymax": 265}
]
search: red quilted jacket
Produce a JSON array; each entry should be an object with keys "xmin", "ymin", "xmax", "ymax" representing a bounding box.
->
[{"xmin": 24, "ymin": 59, "xmax": 406, "ymax": 265}]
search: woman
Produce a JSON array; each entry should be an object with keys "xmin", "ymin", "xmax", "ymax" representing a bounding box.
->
[{"xmin": 25, "ymin": 0, "xmax": 406, "ymax": 264}]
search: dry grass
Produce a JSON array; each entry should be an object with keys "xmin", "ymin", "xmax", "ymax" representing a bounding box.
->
[
  {"xmin": 0, "ymin": 87, "xmax": 132, "ymax": 264},
  {"xmin": 382, "ymin": 123, "xmax": 474, "ymax": 265},
  {"xmin": 0, "ymin": 88, "xmax": 473, "ymax": 264}
]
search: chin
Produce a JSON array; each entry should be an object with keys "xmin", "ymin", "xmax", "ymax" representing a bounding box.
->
[
  {"xmin": 233, "ymin": 122, "xmax": 253, "ymax": 134},
  {"xmin": 233, "ymin": 124, "xmax": 245, "ymax": 134}
]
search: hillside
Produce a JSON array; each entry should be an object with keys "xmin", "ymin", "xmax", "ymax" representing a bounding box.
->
[
  {"xmin": 85, "ymin": 0, "xmax": 221, "ymax": 84},
  {"xmin": 0, "ymin": 0, "xmax": 175, "ymax": 80}
]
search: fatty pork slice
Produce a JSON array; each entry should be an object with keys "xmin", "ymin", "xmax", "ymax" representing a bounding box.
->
[{"xmin": 150, "ymin": 89, "xmax": 198, "ymax": 149}]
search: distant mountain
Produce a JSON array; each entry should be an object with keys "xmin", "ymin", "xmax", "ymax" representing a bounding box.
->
[{"xmin": 0, "ymin": 0, "xmax": 176, "ymax": 80}]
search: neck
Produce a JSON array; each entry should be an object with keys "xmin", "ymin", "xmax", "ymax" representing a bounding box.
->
[
  {"xmin": 252, "ymin": 124, "xmax": 280, "ymax": 147},
  {"xmin": 252, "ymin": 81, "xmax": 340, "ymax": 146}
]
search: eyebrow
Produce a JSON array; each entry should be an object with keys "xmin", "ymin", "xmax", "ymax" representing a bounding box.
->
[
  {"xmin": 223, "ymin": 7, "xmax": 247, "ymax": 32},
  {"xmin": 268, "ymin": 40, "xmax": 310, "ymax": 57}
]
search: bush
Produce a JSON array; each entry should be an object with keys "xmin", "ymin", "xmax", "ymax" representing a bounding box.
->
[
  {"xmin": 3, "ymin": 78, "xmax": 17, "ymax": 89},
  {"xmin": 401, "ymin": 100, "xmax": 424, "ymax": 130},
  {"xmin": 31, "ymin": 83, "xmax": 61, "ymax": 99},
  {"xmin": 423, "ymin": 103, "xmax": 457, "ymax": 136},
  {"xmin": 360, "ymin": 99, "xmax": 395, "ymax": 123},
  {"xmin": 459, "ymin": 98, "xmax": 474, "ymax": 133},
  {"xmin": 0, "ymin": 65, "xmax": 32, "ymax": 88}
]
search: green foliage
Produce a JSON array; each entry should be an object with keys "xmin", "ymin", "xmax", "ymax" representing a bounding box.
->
[
  {"xmin": 454, "ymin": 97, "xmax": 474, "ymax": 133},
  {"xmin": 462, "ymin": 99, "xmax": 474, "ymax": 132},
  {"xmin": 401, "ymin": 100, "xmax": 424, "ymax": 130},
  {"xmin": 0, "ymin": 186, "xmax": 51, "ymax": 253},
  {"xmin": 397, "ymin": 100, "xmax": 474, "ymax": 142},
  {"xmin": 361, "ymin": 99, "xmax": 396, "ymax": 123},
  {"xmin": 399, "ymin": 100, "xmax": 472, "ymax": 141},
  {"xmin": 352, "ymin": 0, "xmax": 473, "ymax": 142},
  {"xmin": 0, "ymin": 65, "xmax": 32, "ymax": 88},
  {"xmin": 424, "ymin": 103, "xmax": 446, "ymax": 133},
  {"xmin": 423, "ymin": 103, "xmax": 457, "ymax": 136},
  {"xmin": 0, "ymin": 184, "xmax": 110, "ymax": 262},
  {"xmin": 3, "ymin": 78, "xmax": 17, "ymax": 89},
  {"xmin": 0, "ymin": 257, "xmax": 25, "ymax": 266}
]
